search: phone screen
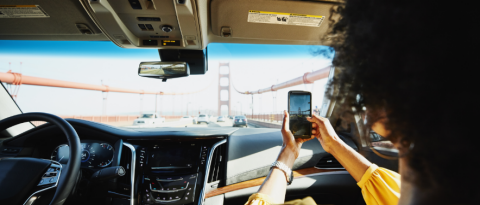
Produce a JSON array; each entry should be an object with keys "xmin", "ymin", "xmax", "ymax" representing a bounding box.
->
[{"xmin": 289, "ymin": 91, "xmax": 312, "ymax": 138}]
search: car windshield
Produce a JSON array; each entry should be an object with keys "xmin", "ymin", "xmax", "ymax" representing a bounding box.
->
[
  {"xmin": 0, "ymin": 41, "xmax": 332, "ymax": 129},
  {"xmin": 141, "ymin": 114, "xmax": 154, "ymax": 118}
]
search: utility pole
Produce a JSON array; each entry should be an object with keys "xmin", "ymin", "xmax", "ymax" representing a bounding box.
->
[
  {"xmin": 140, "ymin": 93, "xmax": 144, "ymax": 116},
  {"xmin": 159, "ymin": 93, "xmax": 163, "ymax": 116},
  {"xmin": 251, "ymin": 94, "xmax": 253, "ymax": 119},
  {"xmin": 155, "ymin": 94, "xmax": 158, "ymax": 114},
  {"xmin": 101, "ymin": 80, "xmax": 108, "ymax": 116}
]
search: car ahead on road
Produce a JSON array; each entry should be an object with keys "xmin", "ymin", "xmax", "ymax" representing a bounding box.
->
[
  {"xmin": 197, "ymin": 114, "xmax": 209, "ymax": 124},
  {"xmin": 133, "ymin": 113, "xmax": 165, "ymax": 126},
  {"xmin": 180, "ymin": 116, "xmax": 194, "ymax": 124},
  {"xmin": 217, "ymin": 116, "xmax": 226, "ymax": 122},
  {"xmin": 233, "ymin": 115, "xmax": 248, "ymax": 127}
]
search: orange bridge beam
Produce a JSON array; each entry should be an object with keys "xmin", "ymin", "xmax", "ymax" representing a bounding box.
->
[
  {"xmin": 233, "ymin": 65, "xmax": 332, "ymax": 95},
  {"xmin": 0, "ymin": 71, "xmax": 211, "ymax": 95}
]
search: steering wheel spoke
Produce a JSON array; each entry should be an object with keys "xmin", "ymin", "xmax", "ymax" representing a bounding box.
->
[
  {"xmin": 24, "ymin": 161, "xmax": 62, "ymax": 205},
  {"xmin": 37, "ymin": 161, "xmax": 62, "ymax": 187}
]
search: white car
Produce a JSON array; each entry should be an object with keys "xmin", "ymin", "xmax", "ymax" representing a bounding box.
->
[
  {"xmin": 217, "ymin": 116, "xmax": 226, "ymax": 122},
  {"xmin": 179, "ymin": 116, "xmax": 194, "ymax": 124},
  {"xmin": 197, "ymin": 114, "xmax": 209, "ymax": 124},
  {"xmin": 133, "ymin": 113, "xmax": 165, "ymax": 126}
]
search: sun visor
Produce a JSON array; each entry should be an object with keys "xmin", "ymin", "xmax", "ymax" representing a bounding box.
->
[{"xmin": 211, "ymin": 0, "xmax": 340, "ymax": 42}]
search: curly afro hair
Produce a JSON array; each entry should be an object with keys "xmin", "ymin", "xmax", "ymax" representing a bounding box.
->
[{"xmin": 327, "ymin": 0, "xmax": 478, "ymax": 203}]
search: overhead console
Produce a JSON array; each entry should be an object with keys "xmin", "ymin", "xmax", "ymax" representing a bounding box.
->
[{"xmin": 80, "ymin": 0, "xmax": 203, "ymax": 49}]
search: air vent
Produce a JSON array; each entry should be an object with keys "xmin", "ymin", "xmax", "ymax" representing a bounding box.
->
[
  {"xmin": 207, "ymin": 144, "xmax": 226, "ymax": 183},
  {"xmin": 116, "ymin": 144, "xmax": 133, "ymax": 195},
  {"xmin": 315, "ymin": 155, "xmax": 344, "ymax": 169}
]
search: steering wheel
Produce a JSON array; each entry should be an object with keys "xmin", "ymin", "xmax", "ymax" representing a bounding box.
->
[{"xmin": 0, "ymin": 113, "xmax": 81, "ymax": 205}]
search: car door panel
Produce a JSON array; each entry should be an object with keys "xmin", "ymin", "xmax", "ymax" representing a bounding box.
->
[{"xmin": 223, "ymin": 172, "xmax": 364, "ymax": 205}]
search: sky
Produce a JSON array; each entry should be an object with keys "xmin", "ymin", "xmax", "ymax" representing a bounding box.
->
[{"xmin": 0, "ymin": 40, "xmax": 333, "ymax": 117}]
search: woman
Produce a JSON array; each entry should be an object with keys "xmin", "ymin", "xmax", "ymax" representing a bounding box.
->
[{"xmin": 245, "ymin": 0, "xmax": 477, "ymax": 204}]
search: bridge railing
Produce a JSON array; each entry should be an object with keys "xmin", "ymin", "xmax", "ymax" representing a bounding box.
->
[
  {"xmin": 247, "ymin": 114, "xmax": 284, "ymax": 123},
  {"xmin": 247, "ymin": 112, "xmax": 319, "ymax": 124},
  {"xmin": 31, "ymin": 115, "xmax": 184, "ymax": 126}
]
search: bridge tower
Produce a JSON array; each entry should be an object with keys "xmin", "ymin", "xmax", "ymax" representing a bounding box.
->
[{"xmin": 218, "ymin": 63, "xmax": 231, "ymax": 116}]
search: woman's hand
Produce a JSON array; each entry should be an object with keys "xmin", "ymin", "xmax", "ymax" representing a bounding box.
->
[
  {"xmin": 307, "ymin": 114, "xmax": 340, "ymax": 154},
  {"xmin": 307, "ymin": 114, "xmax": 372, "ymax": 182},
  {"xmin": 278, "ymin": 110, "xmax": 314, "ymax": 167}
]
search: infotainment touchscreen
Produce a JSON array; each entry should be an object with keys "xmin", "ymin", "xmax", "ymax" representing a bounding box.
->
[{"xmin": 149, "ymin": 144, "xmax": 200, "ymax": 169}]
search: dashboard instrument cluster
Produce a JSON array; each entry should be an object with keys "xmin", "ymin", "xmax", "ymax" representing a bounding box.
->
[{"xmin": 51, "ymin": 142, "xmax": 114, "ymax": 168}]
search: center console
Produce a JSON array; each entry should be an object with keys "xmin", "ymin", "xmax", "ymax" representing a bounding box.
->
[{"xmin": 138, "ymin": 142, "xmax": 208, "ymax": 205}]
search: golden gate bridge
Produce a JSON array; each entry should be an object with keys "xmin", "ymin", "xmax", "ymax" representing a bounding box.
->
[{"xmin": 0, "ymin": 62, "xmax": 331, "ymax": 126}]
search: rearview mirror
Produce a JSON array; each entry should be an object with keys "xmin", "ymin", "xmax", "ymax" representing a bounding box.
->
[{"xmin": 138, "ymin": 62, "xmax": 190, "ymax": 82}]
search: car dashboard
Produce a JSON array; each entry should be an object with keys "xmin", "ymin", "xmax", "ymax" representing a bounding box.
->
[{"xmin": 0, "ymin": 118, "xmax": 364, "ymax": 205}]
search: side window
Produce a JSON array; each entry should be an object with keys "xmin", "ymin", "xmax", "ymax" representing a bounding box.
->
[{"xmin": 369, "ymin": 131, "xmax": 387, "ymax": 142}]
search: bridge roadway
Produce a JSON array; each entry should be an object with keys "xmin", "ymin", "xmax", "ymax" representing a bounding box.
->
[{"xmin": 122, "ymin": 118, "xmax": 273, "ymax": 128}]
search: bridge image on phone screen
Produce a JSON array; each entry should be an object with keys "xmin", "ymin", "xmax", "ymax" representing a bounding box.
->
[{"xmin": 289, "ymin": 91, "xmax": 312, "ymax": 138}]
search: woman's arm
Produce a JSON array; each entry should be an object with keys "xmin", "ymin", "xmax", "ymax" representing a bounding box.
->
[
  {"xmin": 255, "ymin": 110, "xmax": 314, "ymax": 204},
  {"xmin": 307, "ymin": 115, "xmax": 371, "ymax": 182}
]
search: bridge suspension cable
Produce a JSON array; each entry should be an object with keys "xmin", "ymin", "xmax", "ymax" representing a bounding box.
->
[{"xmin": 232, "ymin": 65, "xmax": 332, "ymax": 95}]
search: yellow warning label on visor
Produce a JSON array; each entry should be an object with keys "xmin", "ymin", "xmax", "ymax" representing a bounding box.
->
[{"xmin": 248, "ymin": 10, "xmax": 325, "ymax": 27}]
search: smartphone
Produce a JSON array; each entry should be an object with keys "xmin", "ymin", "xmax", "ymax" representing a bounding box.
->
[{"xmin": 288, "ymin": 91, "xmax": 312, "ymax": 138}]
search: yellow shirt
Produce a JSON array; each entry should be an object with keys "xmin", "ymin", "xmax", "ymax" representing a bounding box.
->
[
  {"xmin": 245, "ymin": 164, "xmax": 400, "ymax": 205},
  {"xmin": 358, "ymin": 164, "xmax": 401, "ymax": 205}
]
